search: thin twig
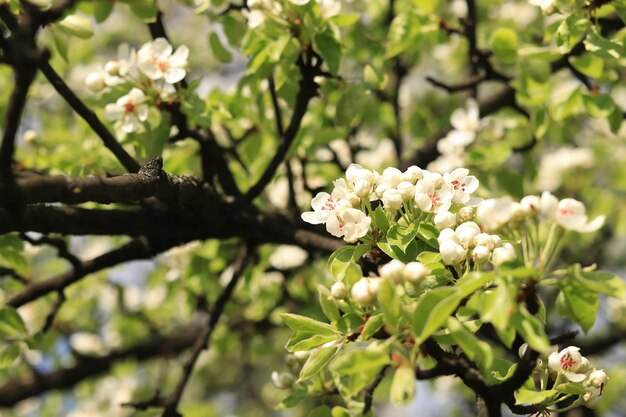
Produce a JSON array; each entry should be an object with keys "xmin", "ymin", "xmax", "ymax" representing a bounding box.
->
[
  {"xmin": 160, "ymin": 243, "xmax": 252, "ymax": 417},
  {"xmin": 362, "ymin": 365, "xmax": 389, "ymax": 415}
]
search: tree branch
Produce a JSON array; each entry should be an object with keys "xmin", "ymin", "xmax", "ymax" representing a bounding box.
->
[
  {"xmin": 0, "ymin": 322, "xmax": 203, "ymax": 407},
  {"xmin": 6, "ymin": 237, "xmax": 178, "ymax": 308},
  {"xmin": 37, "ymin": 61, "xmax": 140, "ymax": 173},
  {"xmin": 161, "ymin": 243, "xmax": 252, "ymax": 417}
]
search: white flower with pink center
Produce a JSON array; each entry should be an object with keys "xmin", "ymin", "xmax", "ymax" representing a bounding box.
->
[
  {"xmin": 104, "ymin": 88, "xmax": 149, "ymax": 133},
  {"xmin": 137, "ymin": 38, "xmax": 189, "ymax": 84},
  {"xmin": 444, "ymin": 168, "xmax": 480, "ymax": 205},
  {"xmin": 555, "ymin": 198, "xmax": 605, "ymax": 233},
  {"xmin": 301, "ymin": 192, "xmax": 348, "ymax": 225},
  {"xmin": 548, "ymin": 346, "xmax": 590, "ymax": 382},
  {"xmin": 326, "ymin": 207, "xmax": 371, "ymax": 242}
]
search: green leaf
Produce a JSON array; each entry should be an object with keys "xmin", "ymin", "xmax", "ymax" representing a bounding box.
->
[
  {"xmin": 386, "ymin": 223, "xmax": 418, "ymax": 251},
  {"xmin": 331, "ymin": 345, "xmax": 390, "ymax": 375},
  {"xmin": 480, "ymin": 284, "xmax": 513, "ymax": 332},
  {"xmin": 298, "ymin": 344, "xmax": 341, "ymax": 381},
  {"xmin": 57, "ymin": 14, "xmax": 94, "ymax": 39},
  {"xmin": 330, "ymin": 13, "xmax": 360, "ymax": 27},
  {"xmin": 570, "ymin": 54, "xmax": 604, "ymax": 79},
  {"xmin": 308, "ymin": 406, "xmax": 333, "ymax": 417},
  {"xmin": 583, "ymin": 94, "xmax": 616, "ymax": 119},
  {"xmin": 514, "ymin": 388, "xmax": 558, "ymax": 405},
  {"xmin": 314, "ymin": 33, "xmax": 341, "ymax": 74},
  {"xmin": 124, "ymin": 0, "xmax": 158, "ymax": 22},
  {"xmin": 360, "ymin": 314, "xmax": 385, "ymax": 341},
  {"xmin": 510, "ymin": 307, "xmax": 550, "ymax": 352},
  {"xmin": 372, "ymin": 206, "xmax": 390, "ymax": 233},
  {"xmin": 282, "ymin": 313, "xmax": 338, "ymax": 336},
  {"xmin": 412, "ymin": 287, "xmax": 461, "ymax": 345},
  {"xmin": 378, "ymin": 279, "xmax": 401, "ymax": 329},
  {"xmin": 318, "ymin": 285, "xmax": 341, "ymax": 322},
  {"xmin": 455, "ymin": 272, "xmax": 494, "ymax": 298},
  {"xmin": 0, "ymin": 234, "xmax": 27, "ymax": 274},
  {"xmin": 0, "ymin": 343, "xmax": 20, "ymax": 368},
  {"xmin": 331, "ymin": 407, "xmax": 351, "ymax": 417},
  {"xmin": 222, "ymin": 13, "xmax": 247, "ymax": 46},
  {"xmin": 289, "ymin": 334, "xmax": 339, "ymax": 352},
  {"xmin": 584, "ymin": 27, "xmax": 624, "ymax": 60},
  {"xmin": 448, "ymin": 317, "xmax": 494, "ymax": 369},
  {"xmin": 378, "ymin": 239, "xmax": 420, "ymax": 263},
  {"xmin": 530, "ymin": 107, "xmax": 549, "ymax": 140},
  {"xmin": 94, "ymin": 0, "xmax": 115, "ymax": 23},
  {"xmin": 415, "ymin": 222, "xmax": 439, "ymax": 248},
  {"xmin": 0, "ymin": 307, "xmax": 28, "ymax": 340},
  {"xmin": 489, "ymin": 28, "xmax": 518, "ymax": 64},
  {"xmin": 209, "ymin": 32, "xmax": 233, "ymax": 63},
  {"xmin": 557, "ymin": 276, "xmax": 598, "ymax": 333},
  {"xmin": 576, "ymin": 268, "xmax": 626, "ymax": 298},
  {"xmin": 554, "ymin": 382, "xmax": 587, "ymax": 396},
  {"xmin": 50, "ymin": 28, "xmax": 69, "ymax": 62},
  {"xmin": 390, "ymin": 365, "xmax": 416, "ymax": 406}
]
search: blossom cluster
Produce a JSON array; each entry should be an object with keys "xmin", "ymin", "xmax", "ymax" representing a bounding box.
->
[
  {"xmin": 301, "ymin": 164, "xmax": 480, "ymax": 243},
  {"xmin": 85, "ymin": 38, "xmax": 189, "ymax": 133},
  {"xmin": 476, "ymin": 192, "xmax": 604, "ymax": 234},
  {"xmin": 544, "ymin": 346, "xmax": 608, "ymax": 407}
]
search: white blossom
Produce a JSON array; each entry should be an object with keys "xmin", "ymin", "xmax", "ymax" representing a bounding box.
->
[
  {"xmin": 476, "ymin": 197, "xmax": 513, "ymax": 232},
  {"xmin": 85, "ymin": 72, "xmax": 106, "ymax": 92},
  {"xmin": 548, "ymin": 346, "xmax": 590, "ymax": 382},
  {"xmin": 472, "ymin": 245, "xmax": 491, "ymax": 264},
  {"xmin": 269, "ymin": 245, "xmax": 308, "ymax": 269},
  {"xmin": 325, "ymin": 207, "xmax": 371, "ymax": 242},
  {"xmin": 104, "ymin": 88, "xmax": 149, "ymax": 133},
  {"xmin": 444, "ymin": 168, "xmax": 480, "ymax": 205},
  {"xmin": 301, "ymin": 192, "xmax": 347, "ymax": 225},
  {"xmin": 446, "ymin": 98, "xmax": 480, "ymax": 147},
  {"xmin": 555, "ymin": 198, "xmax": 605, "ymax": 233},
  {"xmin": 137, "ymin": 38, "xmax": 189, "ymax": 84}
]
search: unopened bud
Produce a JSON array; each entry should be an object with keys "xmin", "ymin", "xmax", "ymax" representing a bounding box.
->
[{"xmin": 330, "ymin": 282, "xmax": 347, "ymax": 299}]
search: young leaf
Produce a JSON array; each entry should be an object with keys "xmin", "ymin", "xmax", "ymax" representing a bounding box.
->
[
  {"xmin": 298, "ymin": 344, "xmax": 341, "ymax": 382},
  {"xmin": 282, "ymin": 313, "xmax": 339, "ymax": 336},
  {"xmin": 0, "ymin": 307, "xmax": 28, "ymax": 340}
]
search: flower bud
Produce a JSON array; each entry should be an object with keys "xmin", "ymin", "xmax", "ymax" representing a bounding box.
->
[
  {"xmin": 491, "ymin": 243, "xmax": 516, "ymax": 266},
  {"xmin": 510, "ymin": 202, "xmax": 526, "ymax": 221},
  {"xmin": 381, "ymin": 167, "xmax": 403, "ymax": 188},
  {"xmin": 472, "ymin": 245, "xmax": 491, "ymax": 264},
  {"xmin": 22, "ymin": 129, "xmax": 38, "ymax": 144},
  {"xmin": 403, "ymin": 262, "xmax": 429, "ymax": 284},
  {"xmin": 351, "ymin": 277, "xmax": 381, "ymax": 306},
  {"xmin": 434, "ymin": 211, "xmax": 457, "ymax": 229},
  {"xmin": 397, "ymin": 181, "xmax": 415, "ymax": 200},
  {"xmin": 440, "ymin": 240, "xmax": 466, "ymax": 265},
  {"xmin": 271, "ymin": 371, "xmax": 295, "ymax": 389},
  {"xmin": 474, "ymin": 233, "xmax": 495, "ymax": 250},
  {"xmin": 85, "ymin": 72, "xmax": 106, "ymax": 93},
  {"xmin": 374, "ymin": 182, "xmax": 391, "ymax": 199},
  {"xmin": 104, "ymin": 60, "xmax": 122, "ymax": 76},
  {"xmin": 382, "ymin": 188, "xmax": 404, "ymax": 211},
  {"xmin": 587, "ymin": 369, "xmax": 608, "ymax": 388},
  {"xmin": 401, "ymin": 165, "xmax": 423, "ymax": 184},
  {"xmin": 379, "ymin": 259, "xmax": 405, "ymax": 283},
  {"xmin": 330, "ymin": 282, "xmax": 347, "ymax": 299},
  {"xmin": 457, "ymin": 206, "xmax": 474, "ymax": 222},
  {"xmin": 353, "ymin": 179, "xmax": 371, "ymax": 198},
  {"xmin": 520, "ymin": 195, "xmax": 540, "ymax": 216},
  {"xmin": 455, "ymin": 221, "xmax": 481, "ymax": 247},
  {"xmin": 438, "ymin": 228, "xmax": 459, "ymax": 245}
]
